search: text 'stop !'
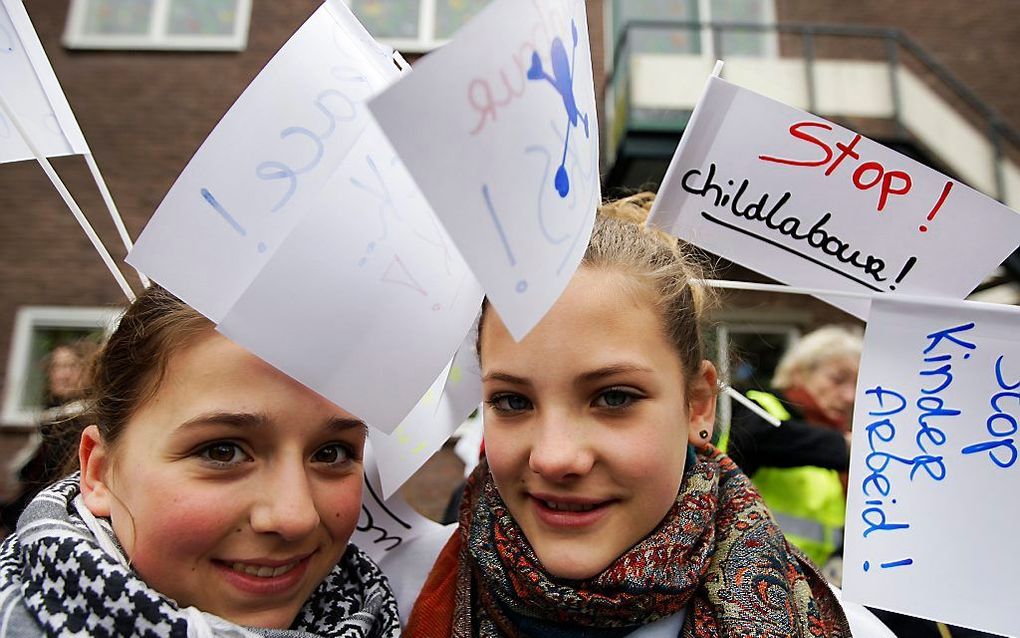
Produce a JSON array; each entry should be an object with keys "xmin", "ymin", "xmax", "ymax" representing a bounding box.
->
[{"xmin": 650, "ymin": 74, "xmax": 1020, "ymax": 317}]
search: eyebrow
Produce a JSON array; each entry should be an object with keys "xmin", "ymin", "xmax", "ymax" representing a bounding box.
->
[
  {"xmin": 577, "ymin": 363, "xmax": 655, "ymax": 384},
  {"xmin": 482, "ymin": 363, "xmax": 654, "ymax": 387},
  {"xmin": 176, "ymin": 412, "xmax": 366, "ymax": 433},
  {"xmin": 481, "ymin": 371, "xmax": 533, "ymax": 386}
]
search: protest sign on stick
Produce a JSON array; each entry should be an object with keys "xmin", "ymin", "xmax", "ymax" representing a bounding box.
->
[
  {"xmin": 369, "ymin": 0, "xmax": 600, "ymax": 341},
  {"xmin": 842, "ymin": 295, "xmax": 1020, "ymax": 638},
  {"xmin": 0, "ymin": 91, "xmax": 135, "ymax": 300},
  {"xmin": 1, "ymin": 0, "xmax": 143, "ymax": 292},
  {"xmin": 129, "ymin": 1, "xmax": 403, "ymax": 321},
  {"xmin": 218, "ymin": 123, "xmax": 483, "ymax": 434},
  {"xmin": 650, "ymin": 73, "xmax": 1020, "ymax": 317},
  {"xmin": 0, "ymin": 0, "xmax": 87, "ymax": 163}
]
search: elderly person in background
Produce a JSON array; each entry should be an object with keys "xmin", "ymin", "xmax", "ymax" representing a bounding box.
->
[{"xmin": 726, "ymin": 325, "xmax": 863, "ymax": 566}]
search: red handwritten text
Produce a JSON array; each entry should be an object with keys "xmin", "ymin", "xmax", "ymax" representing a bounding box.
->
[{"xmin": 467, "ymin": 2, "xmax": 568, "ymax": 136}]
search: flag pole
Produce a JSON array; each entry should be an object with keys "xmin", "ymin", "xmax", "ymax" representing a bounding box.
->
[{"xmin": 0, "ymin": 91, "xmax": 135, "ymax": 301}]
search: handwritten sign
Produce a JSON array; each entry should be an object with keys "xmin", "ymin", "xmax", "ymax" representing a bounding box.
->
[
  {"xmin": 649, "ymin": 75, "xmax": 1020, "ymax": 318},
  {"xmin": 843, "ymin": 295, "xmax": 1020, "ymax": 637},
  {"xmin": 369, "ymin": 0, "xmax": 600, "ymax": 340},
  {"xmin": 369, "ymin": 332, "xmax": 482, "ymax": 497},
  {"xmin": 352, "ymin": 443, "xmax": 444, "ymax": 565},
  {"xmin": 128, "ymin": 1, "xmax": 401, "ymax": 322},
  {"xmin": 218, "ymin": 122, "xmax": 483, "ymax": 434},
  {"xmin": 0, "ymin": 0, "xmax": 88, "ymax": 163}
]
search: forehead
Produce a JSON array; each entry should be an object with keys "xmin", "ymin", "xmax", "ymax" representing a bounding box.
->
[
  {"xmin": 480, "ymin": 267, "xmax": 680, "ymax": 375},
  {"xmin": 131, "ymin": 332, "xmax": 356, "ymax": 432}
]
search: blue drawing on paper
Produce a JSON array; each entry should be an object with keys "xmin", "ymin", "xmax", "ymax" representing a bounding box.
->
[{"xmin": 526, "ymin": 19, "xmax": 590, "ymax": 198}]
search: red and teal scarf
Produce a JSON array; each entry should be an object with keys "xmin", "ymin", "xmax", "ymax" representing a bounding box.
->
[{"xmin": 407, "ymin": 445, "xmax": 850, "ymax": 638}]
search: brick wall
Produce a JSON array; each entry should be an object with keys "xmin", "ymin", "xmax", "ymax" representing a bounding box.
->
[
  {"xmin": 777, "ymin": 0, "xmax": 1020, "ymax": 132},
  {"xmin": 0, "ymin": 0, "xmax": 1013, "ymax": 422}
]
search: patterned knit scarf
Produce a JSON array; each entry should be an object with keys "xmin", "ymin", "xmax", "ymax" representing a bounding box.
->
[
  {"xmin": 408, "ymin": 445, "xmax": 850, "ymax": 638},
  {"xmin": 0, "ymin": 475, "xmax": 401, "ymax": 638}
]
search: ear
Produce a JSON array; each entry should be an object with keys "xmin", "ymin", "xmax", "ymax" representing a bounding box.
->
[
  {"xmin": 79, "ymin": 425, "xmax": 114, "ymax": 517},
  {"xmin": 687, "ymin": 360, "xmax": 718, "ymax": 447}
]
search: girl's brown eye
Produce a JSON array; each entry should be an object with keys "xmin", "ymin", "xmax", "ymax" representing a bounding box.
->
[
  {"xmin": 201, "ymin": 443, "xmax": 245, "ymax": 465},
  {"xmin": 312, "ymin": 444, "xmax": 351, "ymax": 466}
]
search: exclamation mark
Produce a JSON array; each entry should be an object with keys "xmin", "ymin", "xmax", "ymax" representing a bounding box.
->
[
  {"xmin": 920, "ymin": 181, "xmax": 954, "ymax": 232},
  {"xmin": 482, "ymin": 184, "xmax": 528, "ymax": 293},
  {"xmin": 201, "ymin": 188, "xmax": 266, "ymax": 253},
  {"xmin": 890, "ymin": 256, "xmax": 917, "ymax": 291}
]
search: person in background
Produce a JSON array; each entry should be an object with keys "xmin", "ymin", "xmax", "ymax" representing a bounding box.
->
[
  {"xmin": 1, "ymin": 339, "xmax": 98, "ymax": 533},
  {"xmin": 726, "ymin": 325, "xmax": 861, "ymax": 567},
  {"xmin": 0, "ymin": 286, "xmax": 400, "ymax": 638},
  {"xmin": 401, "ymin": 194, "xmax": 894, "ymax": 637}
]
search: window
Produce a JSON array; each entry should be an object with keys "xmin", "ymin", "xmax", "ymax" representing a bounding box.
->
[
  {"xmin": 1, "ymin": 307, "xmax": 122, "ymax": 428},
  {"xmin": 346, "ymin": 0, "xmax": 490, "ymax": 52},
  {"xmin": 63, "ymin": 0, "xmax": 252, "ymax": 51},
  {"xmin": 608, "ymin": 0, "xmax": 777, "ymax": 59}
]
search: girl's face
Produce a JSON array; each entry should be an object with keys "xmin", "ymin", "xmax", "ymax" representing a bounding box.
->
[
  {"xmin": 80, "ymin": 332, "xmax": 366, "ymax": 629},
  {"xmin": 480, "ymin": 267, "xmax": 716, "ymax": 580},
  {"xmin": 794, "ymin": 355, "xmax": 859, "ymax": 425}
]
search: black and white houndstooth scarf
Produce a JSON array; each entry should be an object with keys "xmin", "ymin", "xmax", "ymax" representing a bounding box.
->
[{"xmin": 0, "ymin": 475, "xmax": 401, "ymax": 638}]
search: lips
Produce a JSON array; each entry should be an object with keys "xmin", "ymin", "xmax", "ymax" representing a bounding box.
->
[
  {"xmin": 530, "ymin": 493, "xmax": 613, "ymax": 528},
  {"xmin": 214, "ymin": 553, "xmax": 314, "ymax": 595},
  {"xmin": 229, "ymin": 560, "xmax": 300, "ymax": 578},
  {"xmin": 541, "ymin": 500, "xmax": 597, "ymax": 512}
]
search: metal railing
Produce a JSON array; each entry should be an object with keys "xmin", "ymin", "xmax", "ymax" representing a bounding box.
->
[{"xmin": 606, "ymin": 20, "xmax": 1020, "ymax": 201}]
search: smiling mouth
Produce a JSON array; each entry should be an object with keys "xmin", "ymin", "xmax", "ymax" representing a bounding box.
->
[
  {"xmin": 229, "ymin": 561, "xmax": 301, "ymax": 578},
  {"xmin": 541, "ymin": 500, "xmax": 599, "ymax": 512}
]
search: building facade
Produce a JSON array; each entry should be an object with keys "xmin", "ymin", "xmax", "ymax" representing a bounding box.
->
[{"xmin": 1, "ymin": 0, "xmax": 1016, "ymax": 437}]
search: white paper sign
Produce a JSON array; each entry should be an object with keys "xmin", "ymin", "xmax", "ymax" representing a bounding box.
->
[
  {"xmin": 218, "ymin": 123, "xmax": 483, "ymax": 434},
  {"xmin": 369, "ymin": 0, "xmax": 600, "ymax": 340},
  {"xmin": 0, "ymin": 0, "xmax": 88, "ymax": 163},
  {"xmin": 650, "ymin": 75, "xmax": 1020, "ymax": 318},
  {"xmin": 843, "ymin": 295, "xmax": 1020, "ymax": 637},
  {"xmin": 352, "ymin": 444, "xmax": 444, "ymax": 565},
  {"xmin": 128, "ymin": 2, "xmax": 399, "ymax": 322},
  {"xmin": 369, "ymin": 333, "xmax": 482, "ymax": 497}
]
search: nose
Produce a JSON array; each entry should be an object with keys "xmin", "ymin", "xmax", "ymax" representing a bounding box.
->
[
  {"xmin": 527, "ymin": 413, "xmax": 595, "ymax": 481},
  {"xmin": 250, "ymin": 460, "xmax": 320, "ymax": 540}
]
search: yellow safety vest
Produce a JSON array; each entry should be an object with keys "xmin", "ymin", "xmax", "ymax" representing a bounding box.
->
[{"xmin": 742, "ymin": 391, "xmax": 846, "ymax": 567}]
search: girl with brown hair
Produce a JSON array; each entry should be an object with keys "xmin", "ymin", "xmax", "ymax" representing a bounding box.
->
[{"xmin": 0, "ymin": 286, "xmax": 400, "ymax": 638}]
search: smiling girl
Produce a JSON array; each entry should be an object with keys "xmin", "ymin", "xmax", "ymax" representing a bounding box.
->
[
  {"xmin": 0, "ymin": 286, "xmax": 400, "ymax": 638},
  {"xmin": 405, "ymin": 193, "xmax": 856, "ymax": 637}
]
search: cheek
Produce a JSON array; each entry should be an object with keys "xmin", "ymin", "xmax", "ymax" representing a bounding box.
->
[
  {"xmin": 615, "ymin": 421, "xmax": 688, "ymax": 494},
  {"xmin": 320, "ymin": 478, "xmax": 363, "ymax": 544},
  {"xmin": 481, "ymin": 426, "xmax": 527, "ymax": 488},
  {"xmin": 118, "ymin": 489, "xmax": 239, "ymax": 577}
]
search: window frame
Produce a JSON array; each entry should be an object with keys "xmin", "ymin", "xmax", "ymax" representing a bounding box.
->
[
  {"xmin": 604, "ymin": 0, "xmax": 779, "ymax": 75},
  {"xmin": 1, "ymin": 306, "xmax": 122, "ymax": 428},
  {"xmin": 344, "ymin": 0, "xmax": 479, "ymax": 53},
  {"xmin": 63, "ymin": 0, "xmax": 252, "ymax": 51}
]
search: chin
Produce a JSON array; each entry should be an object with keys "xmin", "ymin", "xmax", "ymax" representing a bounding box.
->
[{"xmin": 538, "ymin": 550, "xmax": 611, "ymax": 581}]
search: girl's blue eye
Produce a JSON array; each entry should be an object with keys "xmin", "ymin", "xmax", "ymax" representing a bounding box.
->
[
  {"xmin": 488, "ymin": 393, "xmax": 532, "ymax": 413},
  {"xmin": 595, "ymin": 388, "xmax": 639, "ymax": 409},
  {"xmin": 312, "ymin": 444, "xmax": 353, "ymax": 466},
  {"xmin": 199, "ymin": 442, "xmax": 249, "ymax": 466}
]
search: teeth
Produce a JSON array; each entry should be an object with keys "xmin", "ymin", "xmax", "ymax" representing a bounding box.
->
[
  {"xmin": 231, "ymin": 561, "xmax": 298, "ymax": 578},
  {"xmin": 543, "ymin": 500, "xmax": 596, "ymax": 512}
]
